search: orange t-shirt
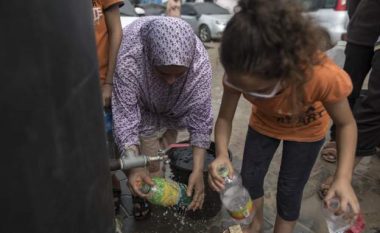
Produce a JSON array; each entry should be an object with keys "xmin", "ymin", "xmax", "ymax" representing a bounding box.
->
[
  {"xmin": 92, "ymin": 0, "xmax": 123, "ymax": 82},
  {"xmin": 243, "ymin": 57, "xmax": 352, "ymax": 142}
]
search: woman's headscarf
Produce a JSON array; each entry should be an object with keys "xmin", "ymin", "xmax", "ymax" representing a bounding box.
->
[{"xmin": 145, "ymin": 18, "xmax": 194, "ymax": 66}]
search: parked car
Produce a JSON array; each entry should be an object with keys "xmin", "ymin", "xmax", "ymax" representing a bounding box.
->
[
  {"xmin": 181, "ymin": 2, "xmax": 232, "ymax": 42},
  {"xmin": 196, "ymin": 0, "xmax": 348, "ymax": 46},
  {"xmin": 214, "ymin": 0, "xmax": 238, "ymax": 14},
  {"xmin": 119, "ymin": 0, "xmax": 141, "ymax": 28},
  {"xmin": 137, "ymin": 3, "xmax": 166, "ymax": 16},
  {"xmin": 298, "ymin": 0, "xmax": 349, "ymax": 46}
]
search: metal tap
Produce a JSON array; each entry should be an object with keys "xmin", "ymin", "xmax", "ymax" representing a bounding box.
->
[{"xmin": 109, "ymin": 149, "xmax": 169, "ymax": 171}]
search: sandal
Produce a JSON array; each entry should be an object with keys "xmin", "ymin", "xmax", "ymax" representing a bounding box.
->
[
  {"xmin": 132, "ymin": 196, "xmax": 151, "ymax": 221},
  {"xmin": 318, "ymin": 176, "xmax": 334, "ymax": 200},
  {"xmin": 321, "ymin": 141, "xmax": 337, "ymax": 163}
]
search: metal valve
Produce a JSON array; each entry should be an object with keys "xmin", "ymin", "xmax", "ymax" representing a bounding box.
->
[{"xmin": 109, "ymin": 151, "xmax": 169, "ymax": 171}]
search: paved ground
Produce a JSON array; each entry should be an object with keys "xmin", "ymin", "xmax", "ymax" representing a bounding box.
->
[{"xmin": 116, "ymin": 42, "xmax": 380, "ymax": 233}]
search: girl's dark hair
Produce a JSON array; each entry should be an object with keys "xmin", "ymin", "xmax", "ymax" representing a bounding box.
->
[{"xmin": 221, "ymin": 0, "xmax": 324, "ymax": 112}]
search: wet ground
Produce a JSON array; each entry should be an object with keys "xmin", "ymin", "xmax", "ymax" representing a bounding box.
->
[{"xmin": 116, "ymin": 42, "xmax": 380, "ymax": 233}]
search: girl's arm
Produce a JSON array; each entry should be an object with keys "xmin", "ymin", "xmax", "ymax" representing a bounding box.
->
[
  {"xmin": 208, "ymin": 79, "xmax": 241, "ymax": 191},
  {"xmin": 323, "ymin": 98, "xmax": 360, "ymax": 214},
  {"xmin": 215, "ymin": 87, "xmax": 241, "ymax": 159}
]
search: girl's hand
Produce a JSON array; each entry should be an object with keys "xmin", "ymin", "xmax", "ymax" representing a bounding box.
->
[
  {"xmin": 325, "ymin": 177, "xmax": 360, "ymax": 218},
  {"xmin": 187, "ymin": 170, "xmax": 205, "ymax": 211},
  {"xmin": 208, "ymin": 155, "xmax": 234, "ymax": 192}
]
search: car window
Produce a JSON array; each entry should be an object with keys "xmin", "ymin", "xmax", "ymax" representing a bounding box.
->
[
  {"xmin": 120, "ymin": 0, "xmax": 138, "ymax": 16},
  {"xmin": 296, "ymin": 0, "xmax": 321, "ymax": 11},
  {"xmin": 323, "ymin": 0, "xmax": 337, "ymax": 8},
  {"xmin": 181, "ymin": 5, "xmax": 197, "ymax": 15},
  {"xmin": 193, "ymin": 3, "xmax": 229, "ymax": 15}
]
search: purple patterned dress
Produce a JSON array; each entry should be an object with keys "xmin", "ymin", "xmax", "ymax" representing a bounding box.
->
[{"xmin": 112, "ymin": 17, "xmax": 213, "ymax": 152}]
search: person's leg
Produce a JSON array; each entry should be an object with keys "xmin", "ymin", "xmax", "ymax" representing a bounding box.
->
[
  {"xmin": 355, "ymin": 47, "xmax": 380, "ymax": 156},
  {"xmin": 159, "ymin": 129, "xmax": 178, "ymax": 174},
  {"xmin": 139, "ymin": 128, "xmax": 178, "ymax": 176},
  {"xmin": 344, "ymin": 42, "xmax": 374, "ymax": 111},
  {"xmin": 274, "ymin": 139, "xmax": 324, "ymax": 233},
  {"xmin": 140, "ymin": 131, "xmax": 163, "ymax": 176},
  {"xmin": 347, "ymin": 0, "xmax": 361, "ymax": 18},
  {"xmin": 129, "ymin": 132, "xmax": 163, "ymax": 220},
  {"xmin": 249, "ymin": 198, "xmax": 264, "ymax": 233},
  {"xmin": 324, "ymin": 42, "xmax": 374, "ymax": 161},
  {"xmin": 131, "ymin": 130, "xmax": 171, "ymax": 220},
  {"xmin": 105, "ymin": 106, "xmax": 123, "ymax": 215},
  {"xmin": 160, "ymin": 129, "xmax": 178, "ymax": 149},
  {"xmin": 240, "ymin": 127, "xmax": 281, "ymax": 233}
]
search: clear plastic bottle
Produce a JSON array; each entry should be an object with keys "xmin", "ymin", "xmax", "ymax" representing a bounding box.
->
[
  {"xmin": 322, "ymin": 197, "xmax": 354, "ymax": 233},
  {"xmin": 218, "ymin": 165, "xmax": 255, "ymax": 226},
  {"xmin": 140, "ymin": 177, "xmax": 192, "ymax": 209},
  {"xmin": 218, "ymin": 165, "xmax": 242, "ymax": 191}
]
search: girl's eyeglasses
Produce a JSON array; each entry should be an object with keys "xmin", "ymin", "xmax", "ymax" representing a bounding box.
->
[{"xmin": 223, "ymin": 75, "xmax": 282, "ymax": 98}]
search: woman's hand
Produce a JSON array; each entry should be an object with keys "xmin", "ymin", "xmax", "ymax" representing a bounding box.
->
[
  {"xmin": 187, "ymin": 170, "xmax": 205, "ymax": 211},
  {"xmin": 325, "ymin": 177, "xmax": 360, "ymax": 219},
  {"xmin": 208, "ymin": 155, "xmax": 234, "ymax": 192},
  {"xmin": 127, "ymin": 168, "xmax": 154, "ymax": 198}
]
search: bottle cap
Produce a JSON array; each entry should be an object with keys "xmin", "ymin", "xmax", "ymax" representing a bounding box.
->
[
  {"xmin": 217, "ymin": 165, "xmax": 229, "ymax": 178},
  {"xmin": 140, "ymin": 183, "xmax": 151, "ymax": 194},
  {"xmin": 328, "ymin": 198, "xmax": 340, "ymax": 211}
]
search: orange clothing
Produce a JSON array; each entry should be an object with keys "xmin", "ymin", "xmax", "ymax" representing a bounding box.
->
[
  {"xmin": 92, "ymin": 0, "xmax": 123, "ymax": 82},
  {"xmin": 243, "ymin": 57, "xmax": 352, "ymax": 142}
]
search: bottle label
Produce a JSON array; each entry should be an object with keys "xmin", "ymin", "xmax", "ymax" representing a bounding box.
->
[
  {"xmin": 228, "ymin": 198, "xmax": 254, "ymax": 220},
  {"xmin": 149, "ymin": 178, "xmax": 180, "ymax": 207},
  {"xmin": 217, "ymin": 165, "xmax": 229, "ymax": 178},
  {"xmin": 178, "ymin": 183, "xmax": 192, "ymax": 206}
]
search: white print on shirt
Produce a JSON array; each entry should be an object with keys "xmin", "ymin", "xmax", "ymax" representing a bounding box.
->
[{"xmin": 93, "ymin": 7, "xmax": 103, "ymax": 24}]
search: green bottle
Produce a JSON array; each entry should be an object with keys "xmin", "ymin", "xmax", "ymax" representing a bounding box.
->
[{"xmin": 141, "ymin": 177, "xmax": 192, "ymax": 208}]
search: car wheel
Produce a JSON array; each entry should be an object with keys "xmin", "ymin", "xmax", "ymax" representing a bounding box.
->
[{"xmin": 199, "ymin": 25, "xmax": 211, "ymax": 43}]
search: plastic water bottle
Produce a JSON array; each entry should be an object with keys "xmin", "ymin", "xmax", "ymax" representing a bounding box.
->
[
  {"xmin": 218, "ymin": 165, "xmax": 242, "ymax": 190},
  {"xmin": 322, "ymin": 198, "xmax": 354, "ymax": 233},
  {"xmin": 218, "ymin": 165, "xmax": 255, "ymax": 226},
  {"xmin": 141, "ymin": 177, "xmax": 192, "ymax": 209}
]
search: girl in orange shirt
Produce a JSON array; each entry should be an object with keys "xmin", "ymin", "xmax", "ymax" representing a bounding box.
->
[{"xmin": 208, "ymin": 0, "xmax": 360, "ymax": 232}]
